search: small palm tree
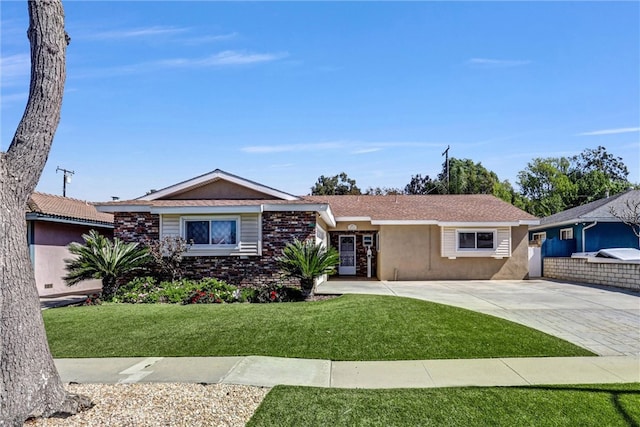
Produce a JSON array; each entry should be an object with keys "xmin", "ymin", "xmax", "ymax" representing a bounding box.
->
[
  {"xmin": 276, "ymin": 239, "xmax": 339, "ymax": 296},
  {"xmin": 63, "ymin": 230, "xmax": 150, "ymax": 301}
]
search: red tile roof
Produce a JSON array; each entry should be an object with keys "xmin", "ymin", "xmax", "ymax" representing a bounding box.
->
[
  {"xmin": 303, "ymin": 194, "xmax": 537, "ymax": 223},
  {"xmin": 27, "ymin": 192, "xmax": 114, "ymax": 225}
]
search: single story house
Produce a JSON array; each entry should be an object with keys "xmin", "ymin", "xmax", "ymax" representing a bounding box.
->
[
  {"xmin": 96, "ymin": 169, "xmax": 539, "ymax": 286},
  {"xmin": 528, "ymin": 189, "xmax": 640, "ymax": 256},
  {"xmin": 27, "ymin": 192, "xmax": 114, "ymax": 296}
]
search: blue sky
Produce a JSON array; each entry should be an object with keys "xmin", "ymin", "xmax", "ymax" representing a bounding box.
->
[{"xmin": 1, "ymin": 1, "xmax": 639, "ymax": 201}]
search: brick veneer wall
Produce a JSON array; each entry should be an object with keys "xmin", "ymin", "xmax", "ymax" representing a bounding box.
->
[
  {"xmin": 114, "ymin": 211, "xmax": 316, "ymax": 287},
  {"xmin": 544, "ymin": 257, "xmax": 639, "ymax": 291}
]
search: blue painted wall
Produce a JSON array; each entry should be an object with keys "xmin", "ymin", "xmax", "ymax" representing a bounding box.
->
[{"xmin": 530, "ymin": 222, "xmax": 639, "ymax": 253}]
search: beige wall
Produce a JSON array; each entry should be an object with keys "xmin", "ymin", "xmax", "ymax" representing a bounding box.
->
[
  {"xmin": 377, "ymin": 225, "xmax": 530, "ymax": 280},
  {"xmin": 34, "ymin": 245, "xmax": 102, "ymax": 297},
  {"xmin": 167, "ymin": 180, "xmax": 277, "ymax": 200}
]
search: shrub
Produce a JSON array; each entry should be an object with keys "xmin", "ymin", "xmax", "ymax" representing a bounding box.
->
[
  {"xmin": 114, "ymin": 276, "xmax": 305, "ymax": 305},
  {"xmin": 183, "ymin": 278, "xmax": 238, "ymax": 304},
  {"xmin": 245, "ymin": 284, "xmax": 304, "ymax": 303}
]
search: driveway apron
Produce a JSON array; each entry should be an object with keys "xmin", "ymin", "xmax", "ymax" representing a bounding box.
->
[{"xmin": 316, "ymin": 279, "xmax": 640, "ymax": 356}]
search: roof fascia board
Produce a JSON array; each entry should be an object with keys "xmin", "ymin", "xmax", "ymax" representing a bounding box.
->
[
  {"xmin": 372, "ymin": 220, "xmax": 439, "ymax": 225},
  {"xmin": 335, "ymin": 216, "xmax": 372, "ymax": 222},
  {"xmin": 529, "ymin": 217, "xmax": 620, "ymax": 231},
  {"xmin": 138, "ymin": 170, "xmax": 299, "ymax": 201},
  {"xmin": 263, "ymin": 203, "xmax": 329, "ymax": 212},
  {"xmin": 151, "ymin": 206, "xmax": 263, "ymax": 215},
  {"xmin": 96, "ymin": 205, "xmax": 151, "ymax": 213},
  {"xmin": 437, "ymin": 221, "xmax": 521, "ymax": 227},
  {"xmin": 25, "ymin": 213, "xmax": 114, "ymax": 228}
]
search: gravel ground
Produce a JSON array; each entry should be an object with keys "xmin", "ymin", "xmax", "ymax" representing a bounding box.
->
[{"xmin": 24, "ymin": 383, "xmax": 270, "ymax": 427}]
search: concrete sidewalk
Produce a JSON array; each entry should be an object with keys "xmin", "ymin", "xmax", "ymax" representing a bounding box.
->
[{"xmin": 55, "ymin": 355, "xmax": 640, "ymax": 388}]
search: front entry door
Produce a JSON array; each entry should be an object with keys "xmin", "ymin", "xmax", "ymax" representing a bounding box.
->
[{"xmin": 339, "ymin": 235, "xmax": 356, "ymax": 275}]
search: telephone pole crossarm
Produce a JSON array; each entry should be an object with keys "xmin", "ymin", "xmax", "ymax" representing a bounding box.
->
[{"xmin": 56, "ymin": 166, "xmax": 74, "ymax": 197}]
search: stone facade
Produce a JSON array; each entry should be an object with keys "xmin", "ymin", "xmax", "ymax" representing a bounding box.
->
[
  {"xmin": 114, "ymin": 211, "xmax": 316, "ymax": 287},
  {"xmin": 544, "ymin": 257, "xmax": 640, "ymax": 291}
]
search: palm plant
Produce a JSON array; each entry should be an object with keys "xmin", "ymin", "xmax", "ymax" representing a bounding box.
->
[
  {"xmin": 276, "ymin": 239, "xmax": 339, "ymax": 296},
  {"xmin": 64, "ymin": 230, "xmax": 150, "ymax": 301}
]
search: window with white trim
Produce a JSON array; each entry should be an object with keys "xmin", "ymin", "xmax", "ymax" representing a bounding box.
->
[
  {"xmin": 183, "ymin": 217, "xmax": 239, "ymax": 247},
  {"xmin": 560, "ymin": 228, "xmax": 573, "ymax": 240},
  {"xmin": 531, "ymin": 232, "xmax": 547, "ymax": 243},
  {"xmin": 457, "ymin": 230, "xmax": 496, "ymax": 251}
]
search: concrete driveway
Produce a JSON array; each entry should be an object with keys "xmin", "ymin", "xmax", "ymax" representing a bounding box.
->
[{"xmin": 316, "ymin": 279, "xmax": 640, "ymax": 357}]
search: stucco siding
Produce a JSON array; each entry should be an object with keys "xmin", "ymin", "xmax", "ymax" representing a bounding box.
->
[
  {"xmin": 378, "ymin": 225, "xmax": 529, "ymax": 280},
  {"xmin": 34, "ymin": 245, "xmax": 102, "ymax": 297},
  {"xmin": 31, "ymin": 221, "xmax": 109, "ymax": 297}
]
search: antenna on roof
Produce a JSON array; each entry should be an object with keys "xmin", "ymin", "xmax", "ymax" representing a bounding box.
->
[
  {"xmin": 56, "ymin": 166, "xmax": 74, "ymax": 197},
  {"xmin": 441, "ymin": 145, "xmax": 450, "ymax": 194}
]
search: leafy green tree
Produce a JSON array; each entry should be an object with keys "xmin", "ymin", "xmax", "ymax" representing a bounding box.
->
[
  {"xmin": 572, "ymin": 145, "xmax": 629, "ymax": 182},
  {"xmin": 404, "ymin": 174, "xmax": 442, "ymax": 195},
  {"xmin": 276, "ymin": 239, "xmax": 339, "ymax": 296},
  {"xmin": 310, "ymin": 172, "xmax": 361, "ymax": 195},
  {"xmin": 364, "ymin": 186, "xmax": 403, "ymax": 195},
  {"xmin": 517, "ymin": 157, "xmax": 578, "ymax": 216},
  {"xmin": 569, "ymin": 146, "xmax": 631, "ymax": 204},
  {"xmin": 64, "ymin": 230, "xmax": 150, "ymax": 301}
]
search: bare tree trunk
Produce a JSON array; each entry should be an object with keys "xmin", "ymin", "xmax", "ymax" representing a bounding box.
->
[{"xmin": 1, "ymin": 1, "xmax": 91, "ymax": 424}]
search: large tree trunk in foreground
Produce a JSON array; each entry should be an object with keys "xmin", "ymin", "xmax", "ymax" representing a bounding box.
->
[{"xmin": 1, "ymin": 1, "xmax": 91, "ymax": 424}]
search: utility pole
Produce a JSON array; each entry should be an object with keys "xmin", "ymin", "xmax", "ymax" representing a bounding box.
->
[
  {"xmin": 56, "ymin": 166, "xmax": 74, "ymax": 197},
  {"xmin": 441, "ymin": 145, "xmax": 450, "ymax": 194}
]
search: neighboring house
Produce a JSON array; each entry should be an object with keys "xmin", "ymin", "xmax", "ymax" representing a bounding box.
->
[
  {"xmin": 96, "ymin": 169, "xmax": 539, "ymax": 286},
  {"xmin": 528, "ymin": 189, "xmax": 640, "ymax": 255},
  {"xmin": 27, "ymin": 192, "xmax": 114, "ymax": 296}
]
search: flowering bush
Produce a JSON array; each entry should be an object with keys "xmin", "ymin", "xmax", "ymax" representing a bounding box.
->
[
  {"xmin": 246, "ymin": 284, "xmax": 304, "ymax": 303},
  {"xmin": 183, "ymin": 279, "xmax": 237, "ymax": 304},
  {"xmin": 82, "ymin": 293, "xmax": 102, "ymax": 306},
  {"xmin": 113, "ymin": 277, "xmax": 304, "ymax": 304}
]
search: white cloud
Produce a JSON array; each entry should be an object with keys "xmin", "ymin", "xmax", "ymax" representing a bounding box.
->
[
  {"xmin": 577, "ymin": 127, "xmax": 640, "ymax": 136},
  {"xmin": 184, "ymin": 32, "xmax": 239, "ymax": 45},
  {"xmin": 0, "ymin": 54, "xmax": 30, "ymax": 87},
  {"xmin": 352, "ymin": 148, "xmax": 382, "ymax": 154},
  {"xmin": 242, "ymin": 142, "xmax": 342, "ymax": 153},
  {"xmin": 91, "ymin": 26, "xmax": 189, "ymax": 40},
  {"xmin": 466, "ymin": 58, "xmax": 532, "ymax": 68},
  {"xmin": 158, "ymin": 50, "xmax": 288, "ymax": 68},
  {"xmin": 242, "ymin": 140, "xmax": 451, "ymax": 155}
]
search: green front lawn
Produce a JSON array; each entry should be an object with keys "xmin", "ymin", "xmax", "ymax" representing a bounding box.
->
[
  {"xmin": 44, "ymin": 294, "xmax": 592, "ymax": 359},
  {"xmin": 248, "ymin": 384, "xmax": 640, "ymax": 426}
]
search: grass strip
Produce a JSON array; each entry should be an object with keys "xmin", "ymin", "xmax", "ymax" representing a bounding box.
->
[
  {"xmin": 44, "ymin": 294, "xmax": 593, "ymax": 360},
  {"xmin": 248, "ymin": 383, "xmax": 640, "ymax": 427}
]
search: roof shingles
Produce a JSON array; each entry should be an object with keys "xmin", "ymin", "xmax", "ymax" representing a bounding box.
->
[{"xmin": 28, "ymin": 193, "xmax": 113, "ymax": 225}]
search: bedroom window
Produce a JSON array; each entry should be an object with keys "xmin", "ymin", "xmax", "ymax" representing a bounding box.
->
[
  {"xmin": 457, "ymin": 230, "xmax": 496, "ymax": 251},
  {"xmin": 531, "ymin": 232, "xmax": 547, "ymax": 243},
  {"xmin": 184, "ymin": 217, "xmax": 238, "ymax": 246},
  {"xmin": 560, "ymin": 228, "xmax": 573, "ymax": 240}
]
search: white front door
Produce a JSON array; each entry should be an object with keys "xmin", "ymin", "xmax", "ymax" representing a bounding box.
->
[{"xmin": 339, "ymin": 235, "xmax": 356, "ymax": 275}]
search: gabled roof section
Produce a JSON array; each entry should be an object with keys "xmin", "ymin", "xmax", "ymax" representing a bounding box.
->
[
  {"xmin": 27, "ymin": 192, "xmax": 114, "ymax": 226},
  {"xmin": 303, "ymin": 194, "xmax": 538, "ymax": 225},
  {"xmin": 532, "ymin": 189, "xmax": 640, "ymax": 229},
  {"xmin": 138, "ymin": 169, "xmax": 299, "ymax": 201}
]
